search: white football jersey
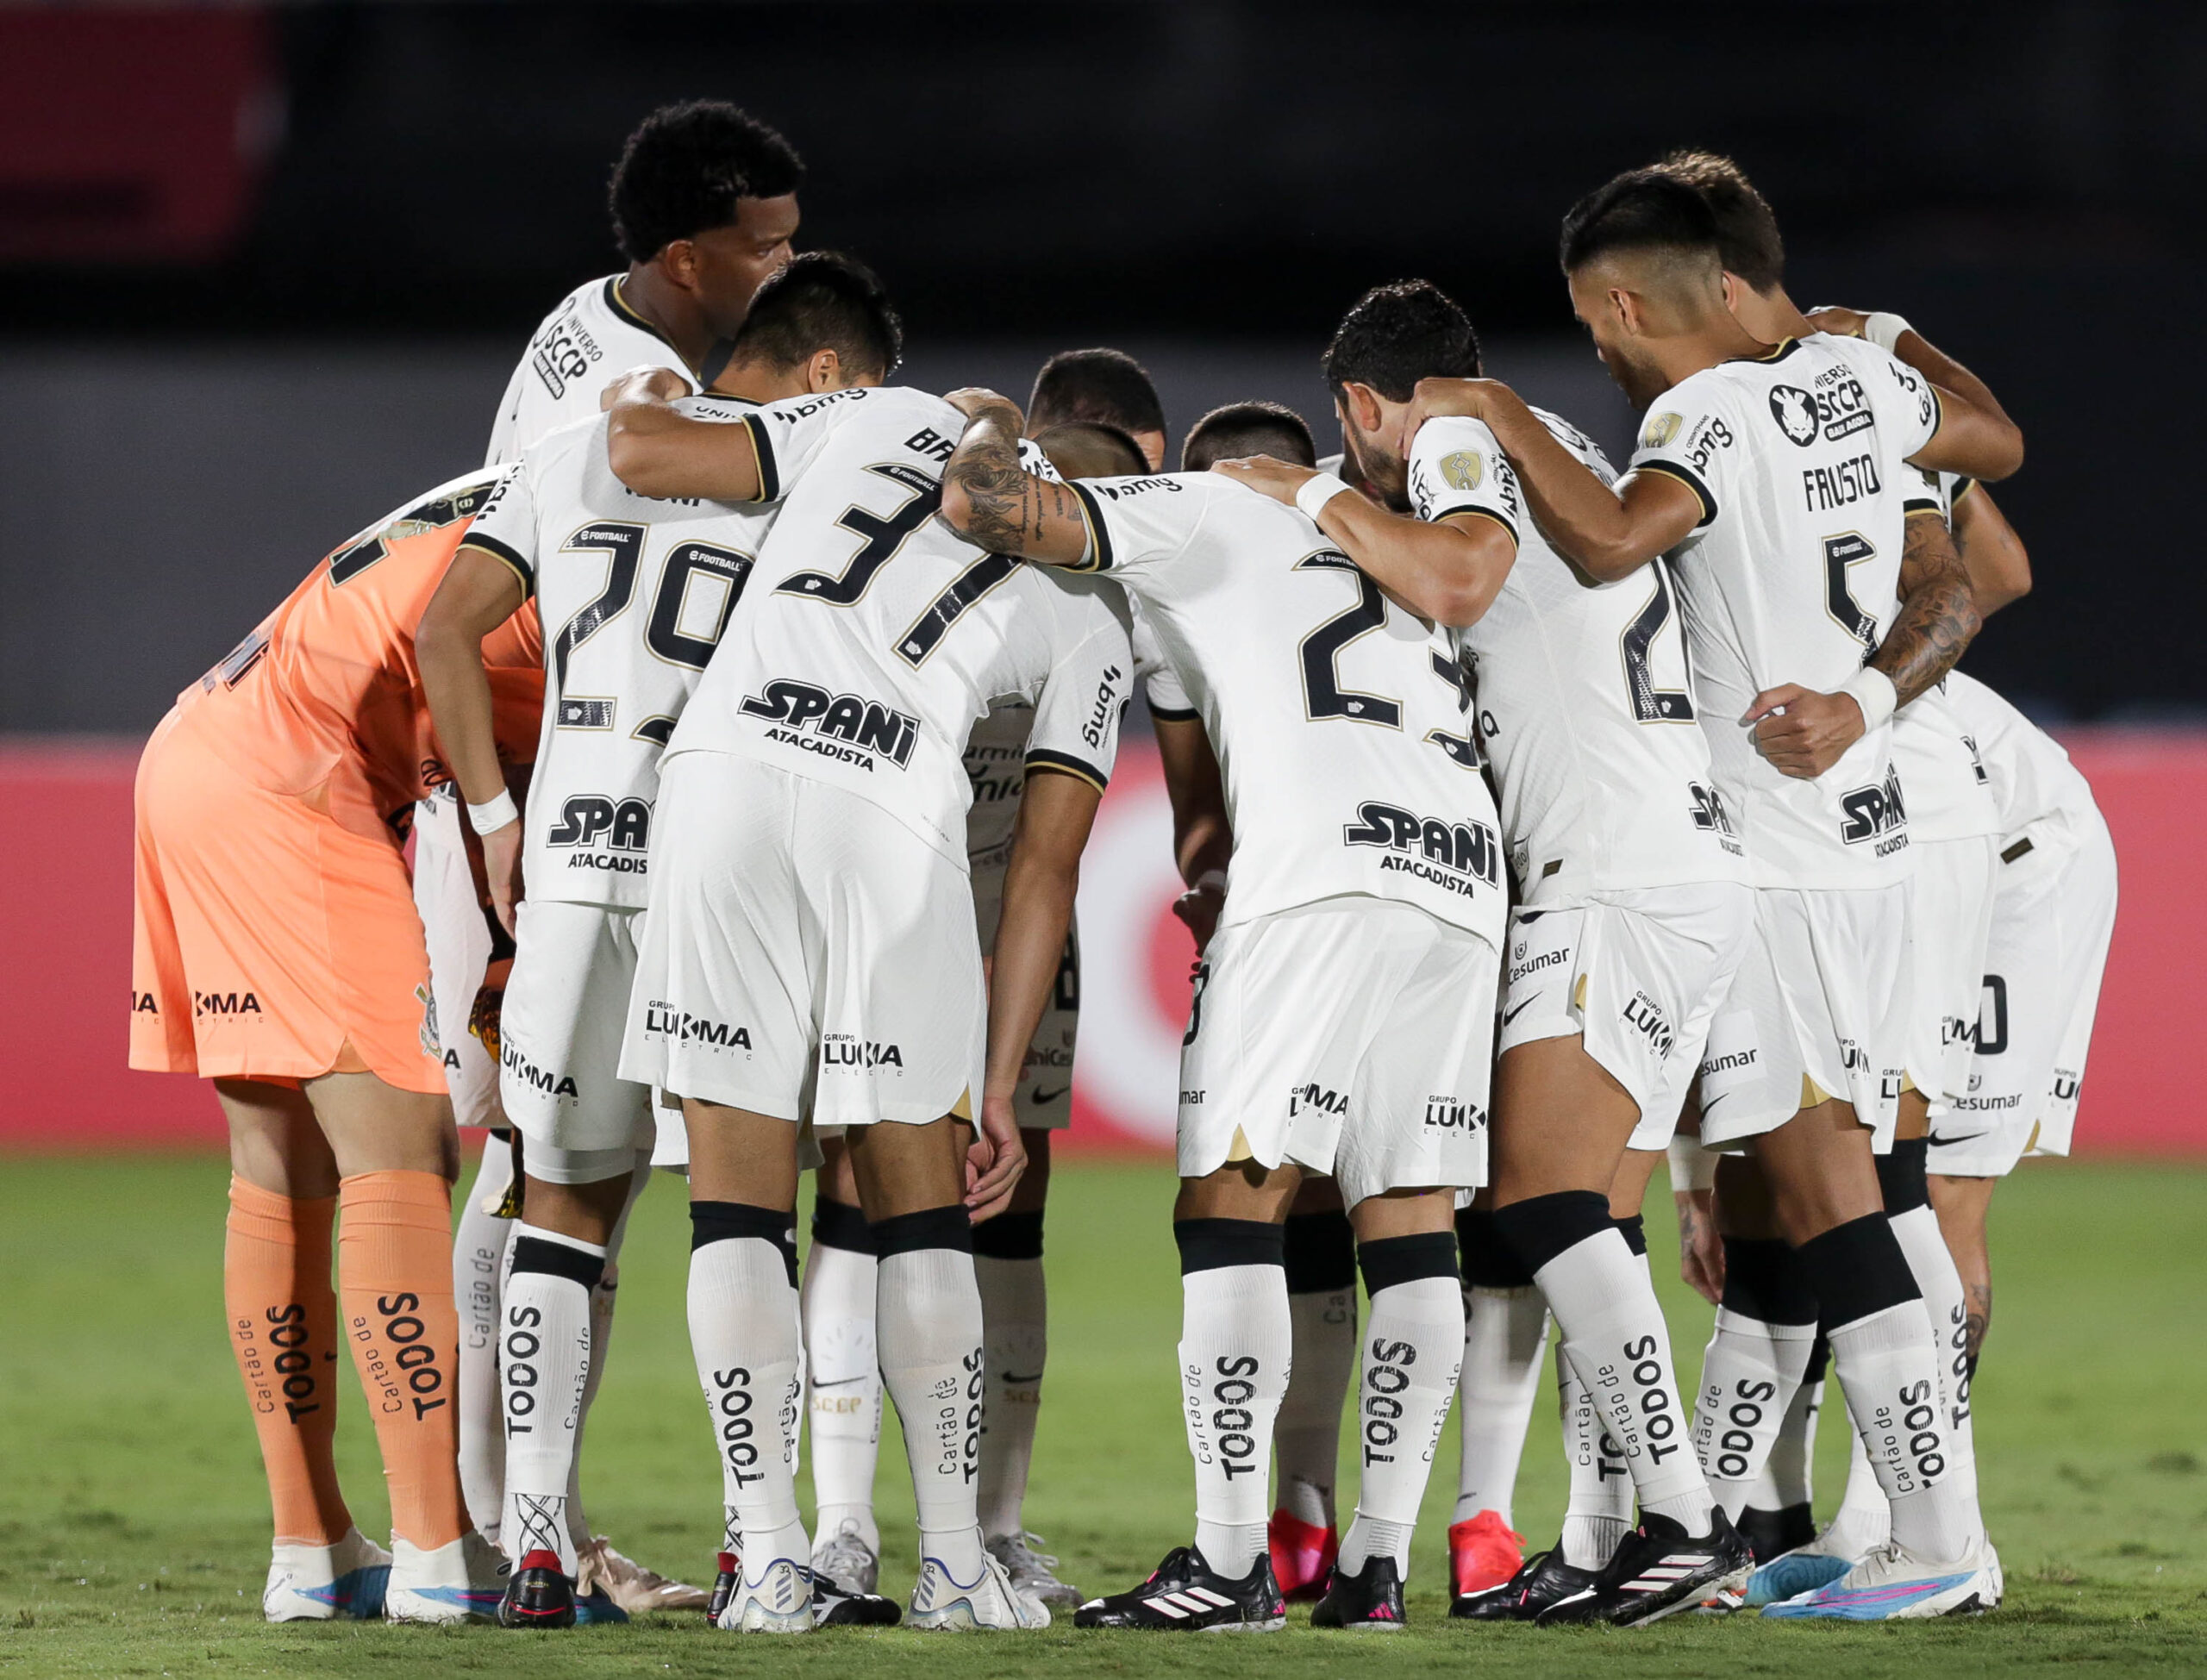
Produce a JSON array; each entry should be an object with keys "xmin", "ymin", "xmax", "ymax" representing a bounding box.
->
[
  {"xmin": 486, "ymin": 275, "xmax": 689, "ymax": 466},
  {"xmin": 666, "ymin": 385, "xmax": 1136, "ymax": 864},
  {"xmin": 1887, "ymin": 467, "xmax": 2001, "ymax": 843},
  {"xmin": 965, "ymin": 603, "xmax": 1188, "ymax": 919},
  {"xmin": 1421, "ymin": 409, "xmax": 1747, "ymax": 902},
  {"xmin": 1941, "ymin": 669, "xmax": 2101, "ymax": 846},
  {"xmin": 1631, "ymin": 335, "xmax": 1943, "ymax": 889},
  {"xmin": 462, "ymin": 397, "xmax": 774, "ymax": 909},
  {"xmin": 1066, "ymin": 471, "xmax": 1506, "ymax": 947}
]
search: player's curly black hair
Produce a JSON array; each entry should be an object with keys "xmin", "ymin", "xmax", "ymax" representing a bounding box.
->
[
  {"xmin": 1650, "ymin": 149, "xmax": 1786, "ymax": 294},
  {"xmin": 609, "ymin": 100, "xmax": 804, "ymax": 264},
  {"xmin": 1560, "ymin": 168, "xmax": 1722, "ymax": 275},
  {"xmin": 1181, "ymin": 401, "xmax": 1315, "ymax": 472},
  {"xmin": 1027, "ymin": 348, "xmax": 1166, "ymax": 440},
  {"xmin": 1321, "ymin": 280, "xmax": 1481, "ymax": 403},
  {"xmin": 728, "ymin": 251, "xmax": 902, "ymax": 379}
]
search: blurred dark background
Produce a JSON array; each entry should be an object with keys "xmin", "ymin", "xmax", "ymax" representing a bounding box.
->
[{"xmin": 3, "ymin": 0, "xmax": 2197, "ymax": 731}]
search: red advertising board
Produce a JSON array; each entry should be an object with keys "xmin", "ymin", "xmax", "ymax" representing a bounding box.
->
[{"xmin": 0, "ymin": 730, "xmax": 2190, "ymax": 1156}]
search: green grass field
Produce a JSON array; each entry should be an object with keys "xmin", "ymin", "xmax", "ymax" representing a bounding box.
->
[{"xmin": 2, "ymin": 1151, "xmax": 2203, "ymax": 1677}]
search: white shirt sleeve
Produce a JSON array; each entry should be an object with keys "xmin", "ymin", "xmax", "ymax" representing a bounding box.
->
[
  {"xmin": 1061, "ymin": 472, "xmax": 1212, "ymax": 583},
  {"xmin": 741, "ymin": 387, "xmax": 879, "ymax": 501},
  {"xmin": 456, "ymin": 461, "xmax": 538, "ymax": 594},
  {"xmin": 1406, "ymin": 415, "xmax": 1522, "ymax": 543},
  {"xmin": 1022, "ymin": 581, "xmax": 1136, "ymax": 793},
  {"xmin": 1628, "ymin": 375, "xmax": 1736, "ymax": 531},
  {"xmin": 1866, "ymin": 344, "xmax": 1943, "ymax": 462}
]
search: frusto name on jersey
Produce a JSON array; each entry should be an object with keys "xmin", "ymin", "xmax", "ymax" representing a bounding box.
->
[
  {"xmin": 740, "ymin": 679, "xmax": 920, "ymax": 769},
  {"xmin": 547, "ymin": 794, "xmax": 652, "ymax": 873},
  {"xmin": 1343, "ymin": 800, "xmax": 1501, "ymax": 896}
]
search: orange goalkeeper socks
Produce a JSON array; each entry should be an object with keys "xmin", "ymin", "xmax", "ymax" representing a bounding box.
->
[
  {"xmin": 225, "ymin": 1176, "xmax": 353, "ymax": 1547},
  {"xmin": 338, "ymin": 1170, "xmax": 467, "ymax": 1552}
]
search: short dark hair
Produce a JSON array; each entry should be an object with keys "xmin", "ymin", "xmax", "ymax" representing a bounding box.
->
[
  {"xmin": 1651, "ymin": 149, "xmax": 1785, "ymax": 293},
  {"xmin": 1034, "ymin": 421, "xmax": 1147, "ymax": 480},
  {"xmin": 1321, "ymin": 280, "xmax": 1481, "ymax": 403},
  {"xmin": 1028, "ymin": 347, "xmax": 1166, "ymax": 439},
  {"xmin": 728, "ymin": 252, "xmax": 901, "ymax": 379},
  {"xmin": 610, "ymin": 100, "xmax": 805, "ymax": 265},
  {"xmin": 1181, "ymin": 401, "xmax": 1316, "ymax": 472},
  {"xmin": 1560, "ymin": 168, "xmax": 1722, "ymax": 275}
]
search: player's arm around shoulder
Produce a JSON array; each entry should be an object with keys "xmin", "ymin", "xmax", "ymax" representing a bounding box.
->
[
  {"xmin": 1952, "ymin": 478, "xmax": 2031, "ymax": 614},
  {"xmin": 1409, "ymin": 377, "xmax": 1700, "ymax": 582},
  {"xmin": 938, "ymin": 390, "xmax": 1098, "ymax": 566},
  {"xmin": 603, "ymin": 365, "xmax": 768, "ymax": 502},
  {"xmin": 1808, "ymin": 306, "xmax": 2023, "ymax": 483}
]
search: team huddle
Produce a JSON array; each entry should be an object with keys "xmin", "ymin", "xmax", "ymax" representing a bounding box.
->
[{"xmin": 127, "ymin": 101, "xmax": 2116, "ymax": 1634}]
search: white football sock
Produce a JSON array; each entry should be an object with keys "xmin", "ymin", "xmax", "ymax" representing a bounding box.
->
[
  {"xmin": 501, "ymin": 1224, "xmax": 606, "ymax": 1576},
  {"xmin": 452, "ymin": 1143, "xmax": 514, "ymax": 1542},
  {"xmin": 1825, "ymin": 1412, "xmax": 1893, "ymax": 1557},
  {"xmin": 558, "ymin": 1152, "xmax": 652, "ymax": 1551},
  {"xmin": 1181, "ymin": 1262, "xmax": 1291, "ymax": 1577},
  {"xmin": 1338, "ymin": 1274, "xmax": 1462, "ymax": 1576},
  {"xmin": 974, "ymin": 1254, "xmax": 1046, "ymax": 1543},
  {"xmin": 1559, "ymin": 1352, "xmax": 1634, "ymax": 1569},
  {"xmin": 878, "ymin": 1238, "xmax": 988, "ymax": 1583},
  {"xmin": 1756, "ymin": 1342, "xmax": 1824, "ymax": 1513},
  {"xmin": 690, "ymin": 1226, "xmax": 806, "ymax": 1574},
  {"xmin": 1537, "ymin": 1227, "xmax": 1711, "ymax": 1534},
  {"xmin": 1452, "ymin": 1284, "xmax": 1549, "ymax": 1525},
  {"xmin": 1693, "ymin": 1308, "xmax": 1817, "ymax": 1520},
  {"xmin": 1275, "ymin": 1284, "xmax": 1356, "ymax": 1531},
  {"xmin": 1827, "ymin": 1301, "xmax": 1977, "ymax": 1563},
  {"xmin": 800, "ymin": 1235, "xmax": 882, "ymax": 1553},
  {"xmin": 1889, "ymin": 1203, "xmax": 1983, "ymax": 1526}
]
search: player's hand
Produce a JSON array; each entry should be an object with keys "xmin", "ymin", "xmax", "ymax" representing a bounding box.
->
[
  {"xmin": 1675, "ymin": 1187, "xmax": 1724, "ymax": 1305},
  {"xmin": 1209, "ymin": 454, "xmax": 1315, "ymax": 505},
  {"xmin": 1804, "ymin": 305, "xmax": 1870, "ymax": 340},
  {"xmin": 1743, "ymin": 684, "xmax": 1866, "ymax": 779},
  {"xmin": 965, "ymin": 1089, "xmax": 1029, "ymax": 1222},
  {"xmin": 945, "ymin": 387, "xmax": 1023, "ymax": 430},
  {"xmin": 1172, "ymin": 880, "xmax": 1226, "ymax": 954},
  {"xmin": 482, "ymin": 820, "xmax": 525, "ymax": 937},
  {"xmin": 602, "ymin": 365, "xmax": 694, "ymax": 410},
  {"xmin": 1405, "ymin": 375, "xmax": 1506, "ymax": 430}
]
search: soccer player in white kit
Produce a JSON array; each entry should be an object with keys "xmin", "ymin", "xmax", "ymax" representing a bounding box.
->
[
  {"xmin": 428, "ymin": 100, "xmax": 803, "ymax": 1611},
  {"xmin": 599, "ymin": 369, "xmax": 1135, "ymax": 1633},
  {"xmin": 1223, "ymin": 278, "xmax": 1755, "ymax": 1625},
  {"xmin": 937, "ymin": 390, "xmax": 1506, "ymax": 1633},
  {"xmin": 417, "ymin": 256, "xmax": 901, "ymax": 1631},
  {"xmin": 1414, "ymin": 170, "xmax": 2026, "ymax": 1620}
]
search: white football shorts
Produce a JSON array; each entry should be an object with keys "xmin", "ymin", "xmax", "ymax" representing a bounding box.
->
[
  {"xmin": 1903, "ymin": 835, "xmax": 2000, "ymax": 1114},
  {"xmin": 1497, "ymin": 882, "xmax": 1756, "ymax": 1151},
  {"xmin": 973, "ymin": 876, "xmax": 1078, "ymax": 1132},
  {"xmin": 413, "ymin": 790, "xmax": 503, "ymax": 1130},
  {"xmin": 1930, "ymin": 813, "xmax": 2117, "ymax": 1176},
  {"xmin": 1176, "ymin": 897, "xmax": 1497, "ymax": 1208},
  {"xmin": 498, "ymin": 898, "xmax": 657, "ymax": 1183},
  {"xmin": 1695, "ymin": 883, "xmax": 1911, "ymax": 1153},
  {"xmin": 619, "ymin": 753, "xmax": 984, "ymax": 1130}
]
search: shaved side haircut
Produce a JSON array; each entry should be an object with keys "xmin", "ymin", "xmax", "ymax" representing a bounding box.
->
[
  {"xmin": 1034, "ymin": 421, "xmax": 1147, "ymax": 480},
  {"xmin": 1650, "ymin": 149, "xmax": 1786, "ymax": 295},
  {"xmin": 1181, "ymin": 401, "xmax": 1316, "ymax": 472}
]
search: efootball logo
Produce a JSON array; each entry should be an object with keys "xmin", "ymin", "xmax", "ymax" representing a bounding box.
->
[{"xmin": 1770, "ymin": 385, "xmax": 1821, "ymax": 447}]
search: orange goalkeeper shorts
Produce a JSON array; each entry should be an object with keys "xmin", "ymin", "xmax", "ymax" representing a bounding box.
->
[{"xmin": 130, "ymin": 710, "xmax": 447, "ymax": 1094}]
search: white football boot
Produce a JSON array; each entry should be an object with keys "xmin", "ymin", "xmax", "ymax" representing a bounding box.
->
[
  {"xmin": 910, "ymin": 1547, "xmax": 1051, "ymax": 1631},
  {"xmin": 385, "ymin": 1530, "xmax": 510, "ymax": 1624},
  {"xmin": 577, "ymin": 1535, "xmax": 709, "ymax": 1614},
  {"xmin": 262, "ymin": 1527, "xmax": 391, "ymax": 1621},
  {"xmin": 1761, "ymin": 1537, "xmax": 1998, "ymax": 1620},
  {"xmin": 716, "ymin": 1556, "xmax": 815, "ymax": 1633},
  {"xmin": 987, "ymin": 1532, "xmax": 1082, "ymax": 1608},
  {"xmin": 811, "ymin": 1518, "xmax": 882, "ymax": 1597}
]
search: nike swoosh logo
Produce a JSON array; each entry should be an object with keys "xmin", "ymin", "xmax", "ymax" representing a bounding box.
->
[
  {"xmin": 810, "ymin": 1376, "xmax": 867, "ymax": 1389},
  {"xmin": 998, "ymin": 1371, "xmax": 1044, "ymax": 1384},
  {"xmin": 1501, "ymin": 996, "xmax": 1538, "ymax": 1026},
  {"xmin": 1030, "ymin": 1086, "xmax": 1068, "ymax": 1103},
  {"xmin": 1925, "ymin": 1132, "xmax": 1986, "ymax": 1148}
]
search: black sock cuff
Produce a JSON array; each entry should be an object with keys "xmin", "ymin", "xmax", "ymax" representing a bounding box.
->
[
  {"xmin": 1174, "ymin": 1217, "xmax": 1285, "ymax": 1275},
  {"xmin": 1616, "ymin": 1213, "xmax": 1648, "ymax": 1258},
  {"xmin": 1455, "ymin": 1207, "xmax": 1535, "ymax": 1289},
  {"xmin": 510, "ymin": 1233, "xmax": 606, "ymax": 1291},
  {"xmin": 1719, "ymin": 1236, "xmax": 1819, "ymax": 1326},
  {"xmin": 971, "ymin": 1208, "xmax": 1045, "ymax": 1260},
  {"xmin": 1358, "ymin": 1231, "xmax": 1459, "ymax": 1296},
  {"xmin": 1798, "ymin": 1214, "xmax": 1921, "ymax": 1330},
  {"xmin": 1876, "ymin": 1137, "xmax": 1930, "ymax": 1215},
  {"xmin": 810, "ymin": 1194, "xmax": 877, "ymax": 1256},
  {"xmin": 691, "ymin": 1199, "xmax": 799, "ymax": 1288},
  {"xmin": 872, "ymin": 1204, "xmax": 974, "ymax": 1258},
  {"xmin": 1491, "ymin": 1190, "xmax": 1614, "ymax": 1277},
  {"xmin": 1283, "ymin": 1208, "xmax": 1357, "ymax": 1294}
]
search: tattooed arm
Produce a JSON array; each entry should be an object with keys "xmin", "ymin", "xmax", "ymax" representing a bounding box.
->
[
  {"xmin": 938, "ymin": 389, "xmax": 1100, "ymax": 565},
  {"xmin": 1875, "ymin": 509, "xmax": 1982, "ymax": 705}
]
